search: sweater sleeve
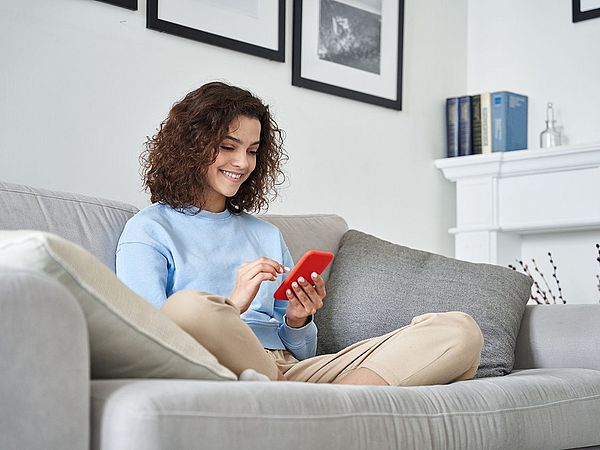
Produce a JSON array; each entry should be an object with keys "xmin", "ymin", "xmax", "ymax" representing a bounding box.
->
[
  {"xmin": 278, "ymin": 316, "xmax": 318, "ymax": 360},
  {"xmin": 116, "ymin": 241, "xmax": 171, "ymax": 309}
]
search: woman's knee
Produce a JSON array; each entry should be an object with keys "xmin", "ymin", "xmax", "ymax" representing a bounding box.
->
[
  {"xmin": 442, "ymin": 312, "xmax": 484, "ymax": 357},
  {"xmin": 415, "ymin": 311, "xmax": 483, "ymax": 356},
  {"xmin": 160, "ymin": 290, "xmax": 233, "ymax": 329}
]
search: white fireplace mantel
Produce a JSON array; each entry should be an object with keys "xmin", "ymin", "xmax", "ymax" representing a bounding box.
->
[{"xmin": 435, "ymin": 142, "xmax": 600, "ymax": 304}]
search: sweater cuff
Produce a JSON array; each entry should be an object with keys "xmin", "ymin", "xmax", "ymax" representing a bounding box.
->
[{"xmin": 279, "ymin": 315, "xmax": 316, "ymax": 346}]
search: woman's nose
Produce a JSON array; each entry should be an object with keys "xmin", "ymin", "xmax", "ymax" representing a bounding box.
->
[{"xmin": 231, "ymin": 149, "xmax": 249, "ymax": 169}]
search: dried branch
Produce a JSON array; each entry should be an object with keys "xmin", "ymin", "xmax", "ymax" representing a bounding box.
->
[
  {"xmin": 510, "ymin": 264, "xmax": 542, "ymax": 304},
  {"xmin": 518, "ymin": 259, "xmax": 549, "ymax": 304},
  {"xmin": 596, "ymin": 244, "xmax": 600, "ymax": 302},
  {"xmin": 535, "ymin": 288, "xmax": 548, "ymax": 304},
  {"xmin": 532, "ymin": 258, "xmax": 556, "ymax": 303},
  {"xmin": 548, "ymin": 252, "xmax": 565, "ymax": 304},
  {"xmin": 508, "ymin": 246, "xmax": 600, "ymax": 305}
]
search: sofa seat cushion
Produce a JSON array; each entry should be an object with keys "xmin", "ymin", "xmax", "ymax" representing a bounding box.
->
[
  {"xmin": 0, "ymin": 231, "xmax": 236, "ymax": 381},
  {"xmin": 91, "ymin": 368, "xmax": 600, "ymax": 450}
]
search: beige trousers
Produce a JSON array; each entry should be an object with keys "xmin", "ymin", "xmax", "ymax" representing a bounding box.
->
[{"xmin": 160, "ymin": 290, "xmax": 484, "ymax": 386}]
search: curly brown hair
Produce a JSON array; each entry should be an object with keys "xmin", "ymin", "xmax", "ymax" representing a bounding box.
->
[{"xmin": 141, "ymin": 82, "xmax": 287, "ymax": 214}]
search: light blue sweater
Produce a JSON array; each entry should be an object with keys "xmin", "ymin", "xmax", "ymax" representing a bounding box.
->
[{"xmin": 116, "ymin": 203, "xmax": 317, "ymax": 360}]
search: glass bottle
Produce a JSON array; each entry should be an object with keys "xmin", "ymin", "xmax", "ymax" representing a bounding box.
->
[{"xmin": 539, "ymin": 102, "xmax": 562, "ymax": 148}]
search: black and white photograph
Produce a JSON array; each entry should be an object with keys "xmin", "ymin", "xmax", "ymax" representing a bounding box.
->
[
  {"xmin": 293, "ymin": 0, "xmax": 404, "ymax": 110},
  {"xmin": 147, "ymin": 0, "xmax": 285, "ymax": 61},
  {"xmin": 573, "ymin": 0, "xmax": 600, "ymax": 22},
  {"xmin": 318, "ymin": 0, "xmax": 382, "ymax": 74}
]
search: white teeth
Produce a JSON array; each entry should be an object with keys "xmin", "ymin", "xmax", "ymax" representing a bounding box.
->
[{"xmin": 222, "ymin": 170, "xmax": 242, "ymax": 180}]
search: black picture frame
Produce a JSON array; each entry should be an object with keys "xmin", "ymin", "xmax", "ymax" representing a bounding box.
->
[
  {"xmin": 292, "ymin": 0, "xmax": 404, "ymax": 110},
  {"xmin": 572, "ymin": 0, "xmax": 600, "ymax": 22},
  {"xmin": 95, "ymin": 0, "xmax": 137, "ymax": 11},
  {"xmin": 147, "ymin": 0, "xmax": 286, "ymax": 62}
]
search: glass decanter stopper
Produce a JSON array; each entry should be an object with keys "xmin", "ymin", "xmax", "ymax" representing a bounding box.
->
[{"xmin": 539, "ymin": 102, "xmax": 562, "ymax": 148}]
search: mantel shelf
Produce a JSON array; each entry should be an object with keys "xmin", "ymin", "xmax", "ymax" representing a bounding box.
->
[
  {"xmin": 449, "ymin": 217, "xmax": 600, "ymax": 235},
  {"xmin": 434, "ymin": 142, "xmax": 600, "ymax": 181}
]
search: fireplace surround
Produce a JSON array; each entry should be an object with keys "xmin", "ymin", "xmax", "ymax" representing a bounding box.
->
[{"xmin": 435, "ymin": 143, "xmax": 600, "ymax": 304}]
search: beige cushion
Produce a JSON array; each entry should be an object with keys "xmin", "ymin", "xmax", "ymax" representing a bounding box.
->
[{"xmin": 0, "ymin": 231, "xmax": 236, "ymax": 381}]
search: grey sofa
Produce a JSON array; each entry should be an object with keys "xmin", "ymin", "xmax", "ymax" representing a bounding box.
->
[{"xmin": 1, "ymin": 180, "xmax": 600, "ymax": 450}]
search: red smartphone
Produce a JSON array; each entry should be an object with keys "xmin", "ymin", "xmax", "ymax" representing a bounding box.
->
[{"xmin": 273, "ymin": 250, "xmax": 334, "ymax": 300}]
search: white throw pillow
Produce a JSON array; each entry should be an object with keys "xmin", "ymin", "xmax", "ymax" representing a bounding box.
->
[{"xmin": 0, "ymin": 230, "xmax": 236, "ymax": 381}]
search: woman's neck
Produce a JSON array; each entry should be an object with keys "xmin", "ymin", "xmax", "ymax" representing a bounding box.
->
[{"xmin": 196, "ymin": 195, "xmax": 226, "ymax": 213}]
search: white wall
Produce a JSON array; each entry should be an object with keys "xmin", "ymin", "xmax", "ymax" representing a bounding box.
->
[
  {"xmin": 0, "ymin": 0, "xmax": 467, "ymax": 256},
  {"xmin": 468, "ymin": 0, "xmax": 600, "ymax": 148}
]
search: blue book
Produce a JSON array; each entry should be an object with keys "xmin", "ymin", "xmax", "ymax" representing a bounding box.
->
[
  {"xmin": 446, "ymin": 97, "xmax": 459, "ymax": 157},
  {"xmin": 471, "ymin": 94, "xmax": 482, "ymax": 154},
  {"xmin": 491, "ymin": 91, "xmax": 528, "ymax": 152},
  {"xmin": 458, "ymin": 96, "xmax": 472, "ymax": 156}
]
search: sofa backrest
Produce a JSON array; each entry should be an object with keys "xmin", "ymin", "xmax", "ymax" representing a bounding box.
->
[
  {"xmin": 0, "ymin": 182, "xmax": 139, "ymax": 271},
  {"xmin": 261, "ymin": 214, "xmax": 348, "ymax": 282},
  {"xmin": 0, "ymin": 182, "xmax": 349, "ymax": 278}
]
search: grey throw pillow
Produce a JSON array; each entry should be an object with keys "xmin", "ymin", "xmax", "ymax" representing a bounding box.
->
[{"xmin": 315, "ymin": 230, "xmax": 532, "ymax": 378}]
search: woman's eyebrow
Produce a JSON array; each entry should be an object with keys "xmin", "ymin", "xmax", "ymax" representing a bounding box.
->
[{"xmin": 224, "ymin": 135, "xmax": 260, "ymax": 146}]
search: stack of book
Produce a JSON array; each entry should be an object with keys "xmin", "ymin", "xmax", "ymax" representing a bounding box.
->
[{"xmin": 446, "ymin": 91, "xmax": 528, "ymax": 158}]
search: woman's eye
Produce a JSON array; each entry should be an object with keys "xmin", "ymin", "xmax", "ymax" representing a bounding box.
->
[
  {"xmin": 248, "ymin": 149, "xmax": 258, "ymax": 155},
  {"xmin": 220, "ymin": 146, "xmax": 234, "ymax": 151}
]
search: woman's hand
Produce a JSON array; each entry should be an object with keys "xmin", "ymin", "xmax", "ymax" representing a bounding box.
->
[
  {"xmin": 284, "ymin": 272, "xmax": 326, "ymax": 328},
  {"xmin": 229, "ymin": 257, "xmax": 287, "ymax": 314}
]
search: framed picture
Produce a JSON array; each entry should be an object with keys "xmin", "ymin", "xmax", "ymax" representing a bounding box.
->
[
  {"xmin": 147, "ymin": 0, "xmax": 286, "ymax": 62},
  {"xmin": 95, "ymin": 0, "xmax": 137, "ymax": 10},
  {"xmin": 292, "ymin": 0, "xmax": 404, "ymax": 110},
  {"xmin": 573, "ymin": 0, "xmax": 600, "ymax": 22}
]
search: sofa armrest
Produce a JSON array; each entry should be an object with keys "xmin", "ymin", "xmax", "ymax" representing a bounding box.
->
[
  {"xmin": 0, "ymin": 267, "xmax": 90, "ymax": 450},
  {"xmin": 514, "ymin": 304, "xmax": 600, "ymax": 371}
]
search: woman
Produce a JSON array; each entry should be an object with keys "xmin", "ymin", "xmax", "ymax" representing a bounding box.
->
[{"xmin": 116, "ymin": 81, "xmax": 483, "ymax": 385}]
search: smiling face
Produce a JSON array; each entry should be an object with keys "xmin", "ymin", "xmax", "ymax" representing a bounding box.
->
[{"xmin": 203, "ymin": 115, "xmax": 261, "ymax": 212}]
